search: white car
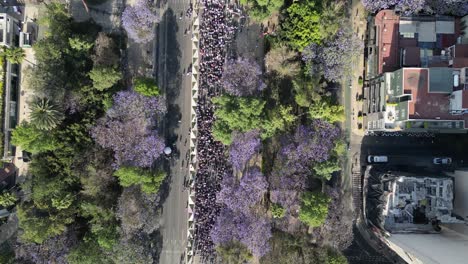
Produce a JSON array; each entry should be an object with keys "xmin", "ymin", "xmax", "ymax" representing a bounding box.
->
[
  {"xmin": 368, "ymin": 155, "xmax": 388, "ymax": 163},
  {"xmin": 433, "ymin": 157, "xmax": 452, "ymax": 165}
]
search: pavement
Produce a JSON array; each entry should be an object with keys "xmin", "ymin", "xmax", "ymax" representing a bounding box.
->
[
  {"xmin": 13, "ymin": 4, "xmax": 40, "ymax": 180},
  {"xmin": 156, "ymin": 0, "xmax": 193, "ymax": 264}
]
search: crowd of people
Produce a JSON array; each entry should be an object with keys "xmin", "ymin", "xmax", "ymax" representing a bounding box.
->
[{"xmin": 193, "ymin": 0, "xmax": 237, "ymax": 259}]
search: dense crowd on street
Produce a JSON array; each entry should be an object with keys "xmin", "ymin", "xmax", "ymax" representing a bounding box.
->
[{"xmin": 193, "ymin": 0, "xmax": 237, "ymax": 259}]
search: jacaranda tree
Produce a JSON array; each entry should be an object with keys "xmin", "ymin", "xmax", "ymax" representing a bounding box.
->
[
  {"xmin": 362, "ymin": 0, "xmax": 468, "ymax": 16},
  {"xmin": 229, "ymin": 130, "xmax": 261, "ymax": 171},
  {"xmin": 222, "ymin": 57, "xmax": 266, "ymax": 96},
  {"xmin": 91, "ymin": 91, "xmax": 166, "ymax": 168},
  {"xmin": 122, "ymin": 0, "xmax": 160, "ymax": 43},
  {"xmin": 302, "ymin": 29, "xmax": 363, "ymax": 83},
  {"xmin": 210, "ymin": 208, "xmax": 272, "ymax": 257},
  {"xmin": 217, "ymin": 167, "xmax": 268, "ymax": 212}
]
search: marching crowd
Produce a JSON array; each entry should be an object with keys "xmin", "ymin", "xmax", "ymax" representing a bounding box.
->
[{"xmin": 193, "ymin": 0, "xmax": 237, "ymax": 258}]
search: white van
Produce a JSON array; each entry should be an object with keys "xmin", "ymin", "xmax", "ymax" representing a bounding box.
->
[{"xmin": 368, "ymin": 155, "xmax": 388, "ymax": 163}]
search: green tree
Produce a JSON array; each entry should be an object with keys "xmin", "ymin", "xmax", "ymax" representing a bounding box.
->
[
  {"xmin": 2, "ymin": 47, "xmax": 25, "ymax": 64},
  {"xmin": 68, "ymin": 238, "xmax": 112, "ymax": 264},
  {"xmin": 332, "ymin": 139, "xmax": 347, "ymax": 157},
  {"xmin": 265, "ymin": 45, "xmax": 301, "ymax": 77},
  {"xmin": 299, "ymin": 191, "xmax": 331, "ymax": 227},
  {"xmin": 12, "ymin": 122, "xmax": 60, "ymax": 153},
  {"xmin": 134, "ymin": 77, "xmax": 160, "ymax": 96},
  {"xmin": 0, "ymin": 191, "xmax": 17, "ymax": 207},
  {"xmin": 114, "ymin": 166, "xmax": 166, "ymax": 194},
  {"xmin": 327, "ymin": 247, "xmax": 348, "ymax": 264},
  {"xmin": 281, "ymin": 0, "xmax": 322, "ymax": 50},
  {"xmin": 308, "ymin": 98, "xmax": 345, "ymax": 123},
  {"xmin": 89, "ymin": 66, "xmax": 122, "ymax": 91},
  {"xmin": 271, "ymin": 203, "xmax": 285, "ymax": 219},
  {"xmin": 292, "ymin": 75, "xmax": 324, "ymax": 108},
  {"xmin": 262, "ymin": 105, "xmax": 296, "ymax": 139},
  {"xmin": 245, "ymin": 0, "xmax": 284, "ymax": 21},
  {"xmin": 80, "ymin": 202, "xmax": 119, "ymax": 249},
  {"xmin": 17, "ymin": 203, "xmax": 74, "ymax": 244},
  {"xmin": 69, "ymin": 37, "xmax": 93, "ymax": 51},
  {"xmin": 29, "ymin": 98, "xmax": 64, "ymax": 130},
  {"xmin": 313, "ymin": 159, "xmax": 341, "ymax": 181},
  {"xmin": 212, "ymin": 95, "xmax": 266, "ymax": 145},
  {"xmin": 319, "ymin": 0, "xmax": 345, "ymax": 39},
  {"xmin": 216, "ymin": 241, "xmax": 253, "ymax": 264}
]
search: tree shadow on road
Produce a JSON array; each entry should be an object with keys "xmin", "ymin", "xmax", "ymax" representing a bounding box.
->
[{"xmin": 156, "ymin": 7, "xmax": 183, "ymax": 205}]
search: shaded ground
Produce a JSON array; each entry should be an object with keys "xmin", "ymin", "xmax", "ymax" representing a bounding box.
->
[
  {"xmin": 156, "ymin": 0, "xmax": 192, "ymax": 263},
  {"xmin": 70, "ymin": 0, "xmax": 124, "ymax": 33}
]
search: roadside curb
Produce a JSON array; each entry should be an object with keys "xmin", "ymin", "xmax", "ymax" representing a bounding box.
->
[{"xmin": 185, "ymin": 1, "xmax": 200, "ymax": 263}]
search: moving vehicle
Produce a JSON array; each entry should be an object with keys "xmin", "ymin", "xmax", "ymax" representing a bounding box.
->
[
  {"xmin": 433, "ymin": 157, "xmax": 452, "ymax": 165},
  {"xmin": 367, "ymin": 155, "xmax": 388, "ymax": 163}
]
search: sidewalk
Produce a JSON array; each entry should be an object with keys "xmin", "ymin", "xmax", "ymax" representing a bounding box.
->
[{"xmin": 13, "ymin": 4, "xmax": 40, "ymax": 179}]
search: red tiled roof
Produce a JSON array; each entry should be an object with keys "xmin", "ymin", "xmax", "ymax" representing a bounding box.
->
[{"xmin": 375, "ymin": 10, "xmax": 400, "ymax": 74}]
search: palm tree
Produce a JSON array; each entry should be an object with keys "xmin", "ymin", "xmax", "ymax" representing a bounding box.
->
[
  {"xmin": 29, "ymin": 98, "xmax": 64, "ymax": 130},
  {"xmin": 3, "ymin": 47, "xmax": 26, "ymax": 64}
]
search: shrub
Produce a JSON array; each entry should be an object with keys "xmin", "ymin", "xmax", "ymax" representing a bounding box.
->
[
  {"xmin": 113, "ymin": 166, "xmax": 166, "ymax": 194},
  {"xmin": 271, "ymin": 203, "xmax": 285, "ymax": 219},
  {"xmin": 89, "ymin": 66, "xmax": 122, "ymax": 91},
  {"xmin": 0, "ymin": 191, "xmax": 17, "ymax": 207},
  {"xmin": 134, "ymin": 77, "xmax": 160, "ymax": 97},
  {"xmin": 298, "ymin": 191, "xmax": 331, "ymax": 227}
]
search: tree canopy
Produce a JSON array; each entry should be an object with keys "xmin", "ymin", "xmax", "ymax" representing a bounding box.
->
[
  {"xmin": 133, "ymin": 77, "xmax": 160, "ymax": 97},
  {"xmin": 113, "ymin": 166, "xmax": 166, "ymax": 194},
  {"xmin": 122, "ymin": 0, "xmax": 160, "ymax": 43},
  {"xmin": 212, "ymin": 95, "xmax": 266, "ymax": 145},
  {"xmin": 11, "ymin": 123, "xmax": 60, "ymax": 154},
  {"xmin": 281, "ymin": 0, "xmax": 322, "ymax": 50},
  {"xmin": 89, "ymin": 66, "xmax": 122, "ymax": 91},
  {"xmin": 298, "ymin": 191, "xmax": 331, "ymax": 227}
]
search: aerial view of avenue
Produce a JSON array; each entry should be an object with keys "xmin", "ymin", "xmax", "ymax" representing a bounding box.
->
[{"xmin": 0, "ymin": 0, "xmax": 468, "ymax": 263}]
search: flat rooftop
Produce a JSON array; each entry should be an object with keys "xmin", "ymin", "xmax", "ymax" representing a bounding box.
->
[{"xmin": 402, "ymin": 68, "xmax": 468, "ymax": 127}]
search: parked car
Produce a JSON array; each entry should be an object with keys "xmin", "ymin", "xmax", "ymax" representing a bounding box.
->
[
  {"xmin": 368, "ymin": 155, "xmax": 388, "ymax": 163},
  {"xmin": 433, "ymin": 157, "xmax": 452, "ymax": 165}
]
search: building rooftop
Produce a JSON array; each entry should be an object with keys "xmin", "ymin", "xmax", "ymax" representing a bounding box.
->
[
  {"xmin": 373, "ymin": 10, "xmax": 464, "ymax": 75},
  {"xmin": 365, "ymin": 168, "xmax": 463, "ymax": 234},
  {"xmin": 428, "ymin": 67, "xmax": 454, "ymax": 93},
  {"xmin": 375, "ymin": 10, "xmax": 400, "ymax": 74}
]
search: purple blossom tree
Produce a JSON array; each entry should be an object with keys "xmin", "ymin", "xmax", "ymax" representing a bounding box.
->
[
  {"xmin": 269, "ymin": 120, "xmax": 339, "ymax": 211},
  {"xmin": 237, "ymin": 213, "xmax": 272, "ymax": 257},
  {"xmin": 427, "ymin": 0, "xmax": 468, "ymax": 16},
  {"xmin": 362, "ymin": 0, "xmax": 468, "ymax": 16},
  {"xmin": 210, "ymin": 209, "xmax": 272, "ymax": 257},
  {"xmin": 122, "ymin": 0, "xmax": 160, "ymax": 43},
  {"xmin": 303, "ymin": 29, "xmax": 363, "ymax": 83},
  {"xmin": 361, "ymin": 0, "xmax": 399, "ymax": 13},
  {"xmin": 229, "ymin": 130, "xmax": 261, "ymax": 171},
  {"xmin": 210, "ymin": 208, "xmax": 241, "ymax": 245},
  {"xmin": 221, "ymin": 57, "xmax": 266, "ymax": 96},
  {"xmin": 280, "ymin": 120, "xmax": 339, "ymax": 176},
  {"xmin": 91, "ymin": 91, "xmax": 166, "ymax": 168},
  {"xmin": 217, "ymin": 167, "xmax": 268, "ymax": 212}
]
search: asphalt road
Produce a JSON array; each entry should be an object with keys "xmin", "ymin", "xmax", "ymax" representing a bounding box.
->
[
  {"xmin": 359, "ymin": 134, "xmax": 468, "ymax": 172},
  {"xmin": 157, "ymin": 0, "xmax": 193, "ymax": 263}
]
